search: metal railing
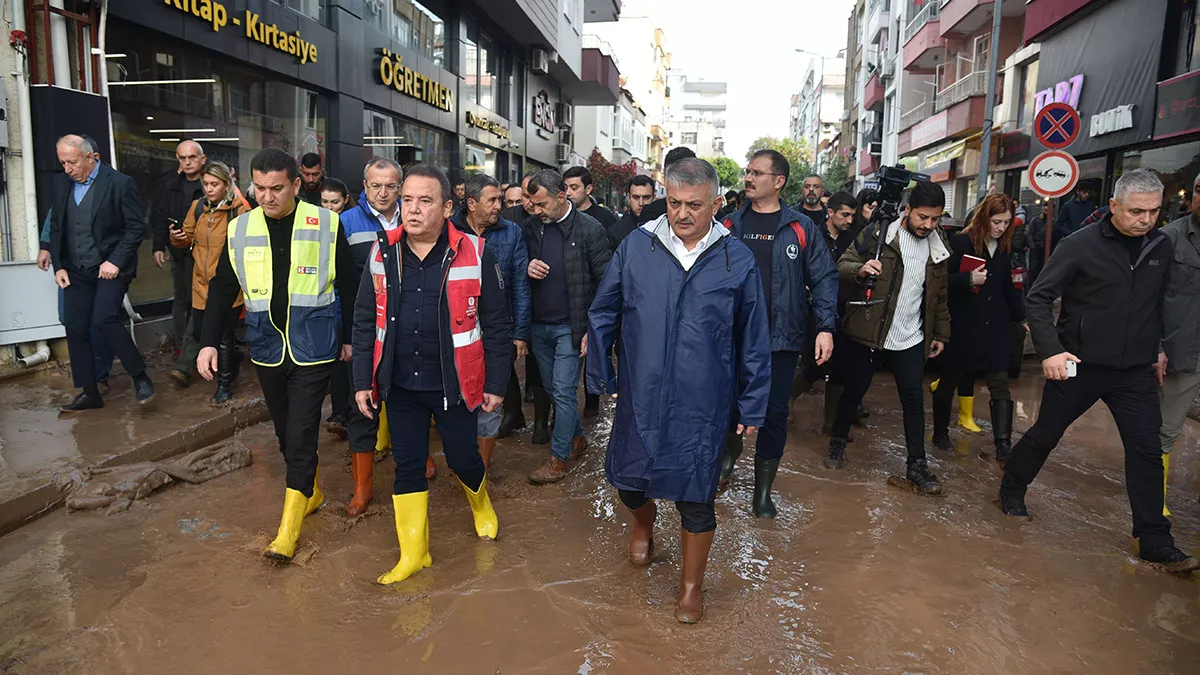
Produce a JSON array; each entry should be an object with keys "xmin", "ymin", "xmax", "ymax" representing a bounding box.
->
[
  {"xmin": 900, "ymin": 99, "xmax": 935, "ymax": 131},
  {"xmin": 903, "ymin": 1, "xmax": 940, "ymax": 43},
  {"xmin": 934, "ymin": 70, "xmax": 988, "ymax": 112}
]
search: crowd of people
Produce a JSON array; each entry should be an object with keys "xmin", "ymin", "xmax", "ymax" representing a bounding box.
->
[{"xmin": 35, "ymin": 133, "xmax": 1200, "ymax": 626}]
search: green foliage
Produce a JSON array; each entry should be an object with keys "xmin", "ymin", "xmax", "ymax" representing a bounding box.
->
[
  {"xmin": 821, "ymin": 152, "xmax": 852, "ymax": 194},
  {"xmin": 587, "ymin": 147, "xmax": 638, "ymax": 193},
  {"xmin": 745, "ymin": 136, "xmax": 814, "ymax": 205},
  {"xmin": 703, "ymin": 156, "xmax": 744, "ymax": 191}
]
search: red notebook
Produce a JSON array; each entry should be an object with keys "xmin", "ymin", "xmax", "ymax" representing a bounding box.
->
[{"xmin": 959, "ymin": 255, "xmax": 986, "ymax": 273}]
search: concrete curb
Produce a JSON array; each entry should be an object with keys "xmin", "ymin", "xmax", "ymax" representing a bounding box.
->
[{"xmin": 0, "ymin": 397, "xmax": 270, "ymax": 537}]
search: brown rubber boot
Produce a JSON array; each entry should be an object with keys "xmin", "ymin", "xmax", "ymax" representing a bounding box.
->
[
  {"xmin": 425, "ymin": 454, "xmax": 437, "ymax": 480},
  {"xmin": 478, "ymin": 437, "xmax": 497, "ymax": 470},
  {"xmin": 346, "ymin": 452, "xmax": 374, "ymax": 517},
  {"xmin": 570, "ymin": 436, "xmax": 588, "ymax": 461},
  {"xmin": 628, "ymin": 501, "xmax": 657, "ymax": 565},
  {"xmin": 674, "ymin": 528, "xmax": 716, "ymax": 624}
]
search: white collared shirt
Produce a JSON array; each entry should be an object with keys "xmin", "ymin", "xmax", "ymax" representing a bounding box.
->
[
  {"xmin": 369, "ymin": 202, "xmax": 401, "ymax": 231},
  {"xmin": 668, "ymin": 222, "xmax": 724, "ymax": 271}
]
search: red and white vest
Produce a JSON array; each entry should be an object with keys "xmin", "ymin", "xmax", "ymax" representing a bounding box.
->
[{"xmin": 369, "ymin": 223, "xmax": 487, "ymax": 410}]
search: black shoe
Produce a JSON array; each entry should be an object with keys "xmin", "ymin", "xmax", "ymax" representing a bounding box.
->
[
  {"xmin": 905, "ymin": 458, "xmax": 942, "ymax": 494},
  {"xmin": 824, "ymin": 437, "xmax": 847, "ymax": 469},
  {"xmin": 854, "ymin": 404, "xmax": 870, "ymax": 420},
  {"xmin": 752, "ymin": 457, "xmax": 780, "ymax": 518},
  {"xmin": 931, "ymin": 430, "xmax": 952, "ymax": 451},
  {"xmin": 583, "ymin": 393, "xmax": 600, "ymax": 418},
  {"xmin": 134, "ymin": 376, "xmax": 156, "ymax": 405},
  {"xmin": 60, "ymin": 392, "xmax": 104, "ymax": 414},
  {"xmin": 169, "ymin": 369, "xmax": 192, "ymax": 388},
  {"xmin": 324, "ymin": 413, "xmax": 348, "ymax": 437},
  {"xmin": 1138, "ymin": 545, "xmax": 1200, "ymax": 573},
  {"xmin": 497, "ymin": 411, "xmax": 527, "ymax": 439},
  {"xmin": 999, "ymin": 486, "xmax": 1029, "ymax": 517},
  {"xmin": 991, "ymin": 399, "xmax": 1015, "ymax": 462}
]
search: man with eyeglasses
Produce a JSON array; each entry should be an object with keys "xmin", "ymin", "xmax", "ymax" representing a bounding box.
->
[
  {"xmin": 151, "ymin": 139, "xmax": 207, "ymax": 350},
  {"xmin": 717, "ymin": 149, "xmax": 838, "ymax": 517}
]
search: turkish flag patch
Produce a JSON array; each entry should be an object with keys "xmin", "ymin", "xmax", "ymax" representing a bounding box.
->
[{"xmin": 306, "ymin": 216, "xmax": 318, "ymax": 225}]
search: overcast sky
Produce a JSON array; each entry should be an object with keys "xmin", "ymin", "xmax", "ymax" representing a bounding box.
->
[{"xmin": 642, "ymin": 0, "xmax": 857, "ymax": 160}]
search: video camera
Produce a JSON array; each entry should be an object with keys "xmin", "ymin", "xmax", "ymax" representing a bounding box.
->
[{"xmin": 875, "ymin": 165, "xmax": 931, "ymax": 223}]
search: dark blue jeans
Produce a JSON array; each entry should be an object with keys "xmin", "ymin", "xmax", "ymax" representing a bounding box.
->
[
  {"xmin": 531, "ymin": 322, "xmax": 584, "ymax": 461},
  {"xmin": 385, "ymin": 388, "xmax": 485, "ymax": 495}
]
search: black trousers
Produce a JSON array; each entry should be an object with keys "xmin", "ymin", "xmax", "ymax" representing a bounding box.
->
[
  {"xmin": 525, "ymin": 350, "xmax": 544, "ymax": 391},
  {"xmin": 256, "ymin": 356, "xmax": 332, "ymax": 496},
  {"xmin": 618, "ymin": 489, "xmax": 716, "ymax": 534},
  {"xmin": 62, "ymin": 267, "xmax": 147, "ymax": 389},
  {"xmin": 169, "ymin": 247, "xmax": 193, "ymax": 347},
  {"xmin": 386, "ymin": 388, "xmax": 485, "ymax": 495},
  {"xmin": 756, "ymin": 351, "xmax": 801, "ymax": 460},
  {"xmin": 834, "ymin": 341, "xmax": 926, "ymax": 460},
  {"xmin": 329, "ymin": 359, "xmax": 351, "ymax": 418},
  {"xmin": 1002, "ymin": 365, "xmax": 1173, "ymax": 549},
  {"xmin": 347, "ymin": 363, "xmax": 379, "ymax": 455}
]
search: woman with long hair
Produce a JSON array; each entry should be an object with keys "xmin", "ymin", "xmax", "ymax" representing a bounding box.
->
[
  {"xmin": 168, "ymin": 161, "xmax": 250, "ymax": 403},
  {"xmin": 931, "ymin": 193, "xmax": 1026, "ymax": 459}
]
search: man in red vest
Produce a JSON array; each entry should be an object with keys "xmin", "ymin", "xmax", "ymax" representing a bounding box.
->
[{"xmin": 352, "ymin": 164, "xmax": 512, "ymax": 585}]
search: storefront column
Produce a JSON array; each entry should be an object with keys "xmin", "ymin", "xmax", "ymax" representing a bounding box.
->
[{"xmin": 329, "ymin": 94, "xmax": 365, "ymax": 184}]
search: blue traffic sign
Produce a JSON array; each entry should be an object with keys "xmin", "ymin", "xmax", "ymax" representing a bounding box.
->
[{"xmin": 1035, "ymin": 102, "xmax": 1081, "ymax": 150}]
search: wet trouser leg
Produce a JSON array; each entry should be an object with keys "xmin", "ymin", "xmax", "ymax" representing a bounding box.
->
[
  {"xmin": 387, "ymin": 388, "xmax": 485, "ymax": 495},
  {"xmin": 347, "ymin": 363, "xmax": 380, "ymax": 455},
  {"xmin": 1159, "ymin": 369, "xmax": 1200, "ymax": 454},
  {"xmin": 329, "ymin": 360, "xmax": 350, "ymax": 419},
  {"xmin": 63, "ymin": 267, "xmax": 147, "ymax": 390},
  {"xmin": 831, "ymin": 339, "xmax": 879, "ymax": 441},
  {"xmin": 532, "ymin": 322, "xmax": 583, "ymax": 462},
  {"xmin": 983, "ymin": 370, "xmax": 1011, "ymax": 400},
  {"xmin": 886, "ymin": 344, "xmax": 928, "ymax": 460},
  {"xmin": 255, "ymin": 356, "xmax": 331, "ymax": 497},
  {"xmin": 757, "ymin": 350, "xmax": 801, "ymax": 460},
  {"xmin": 169, "ymin": 247, "xmax": 193, "ymax": 348},
  {"xmin": 617, "ymin": 489, "xmax": 716, "ymax": 534}
]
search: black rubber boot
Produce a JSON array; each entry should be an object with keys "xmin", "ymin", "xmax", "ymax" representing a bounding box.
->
[
  {"xmin": 931, "ymin": 385, "xmax": 952, "ymax": 450},
  {"xmin": 999, "ymin": 483, "xmax": 1029, "ymax": 517},
  {"xmin": 531, "ymin": 387, "xmax": 551, "ymax": 446},
  {"xmin": 752, "ymin": 457, "xmax": 780, "ymax": 518},
  {"xmin": 211, "ymin": 339, "xmax": 236, "ymax": 404},
  {"xmin": 825, "ymin": 437, "xmax": 847, "ymax": 469},
  {"xmin": 991, "ymin": 398, "xmax": 1014, "ymax": 462},
  {"xmin": 497, "ymin": 372, "xmax": 526, "ymax": 438},
  {"xmin": 719, "ymin": 432, "xmax": 744, "ymax": 484},
  {"xmin": 905, "ymin": 458, "xmax": 942, "ymax": 494}
]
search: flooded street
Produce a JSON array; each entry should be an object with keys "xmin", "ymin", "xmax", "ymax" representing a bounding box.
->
[{"xmin": 2, "ymin": 369, "xmax": 1198, "ymax": 674}]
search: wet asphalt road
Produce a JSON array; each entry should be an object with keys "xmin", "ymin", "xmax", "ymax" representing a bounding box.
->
[{"xmin": 1, "ymin": 369, "xmax": 1199, "ymax": 674}]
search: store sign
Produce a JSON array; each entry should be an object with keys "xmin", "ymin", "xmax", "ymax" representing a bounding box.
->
[
  {"xmin": 909, "ymin": 110, "xmax": 948, "ymax": 151},
  {"xmin": 1034, "ymin": 74, "xmax": 1084, "ymax": 114},
  {"xmin": 1089, "ymin": 104, "xmax": 1135, "ymax": 137},
  {"xmin": 374, "ymin": 48, "xmax": 453, "ymax": 113},
  {"xmin": 1154, "ymin": 71, "xmax": 1200, "ymax": 141},
  {"xmin": 533, "ymin": 90, "xmax": 557, "ymax": 133},
  {"xmin": 163, "ymin": 0, "xmax": 318, "ymax": 64},
  {"xmin": 466, "ymin": 111, "xmax": 510, "ymax": 141}
]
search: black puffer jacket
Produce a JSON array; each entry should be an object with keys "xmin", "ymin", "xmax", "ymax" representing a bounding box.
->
[
  {"xmin": 150, "ymin": 170, "xmax": 203, "ymax": 253},
  {"xmin": 523, "ymin": 206, "xmax": 613, "ymax": 346}
]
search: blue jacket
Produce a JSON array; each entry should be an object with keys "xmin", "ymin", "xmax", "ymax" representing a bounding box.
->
[
  {"xmin": 723, "ymin": 200, "xmax": 839, "ymax": 352},
  {"xmin": 340, "ymin": 194, "xmax": 388, "ymax": 282},
  {"xmin": 587, "ymin": 216, "xmax": 771, "ymax": 504},
  {"xmin": 451, "ymin": 206, "xmax": 531, "ymax": 342},
  {"xmin": 1054, "ymin": 197, "xmax": 1095, "ymax": 238}
]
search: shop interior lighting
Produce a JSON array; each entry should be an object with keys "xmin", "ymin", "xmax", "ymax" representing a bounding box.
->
[
  {"xmin": 149, "ymin": 128, "xmax": 216, "ymax": 134},
  {"xmin": 159, "ymin": 138, "xmax": 181, "ymax": 142},
  {"xmin": 97, "ymin": 51, "xmax": 127, "ymax": 58},
  {"xmin": 364, "ymin": 143, "xmax": 419, "ymax": 148},
  {"xmin": 191, "ymin": 137, "xmax": 240, "ymax": 142},
  {"xmin": 364, "ymin": 136, "xmax": 406, "ymax": 140},
  {"xmin": 109, "ymin": 79, "xmax": 217, "ymax": 86},
  {"xmin": 145, "ymin": 116, "xmax": 154, "ymax": 121}
]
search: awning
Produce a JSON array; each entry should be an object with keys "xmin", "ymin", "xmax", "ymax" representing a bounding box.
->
[{"xmin": 924, "ymin": 139, "xmax": 967, "ymax": 167}]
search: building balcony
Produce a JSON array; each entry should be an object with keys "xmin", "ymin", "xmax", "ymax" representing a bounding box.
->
[
  {"xmin": 865, "ymin": 0, "xmax": 890, "ymax": 42},
  {"xmin": 902, "ymin": 1, "xmax": 945, "ymax": 71},
  {"xmin": 941, "ymin": 0, "xmax": 1027, "ymax": 36},
  {"xmin": 897, "ymin": 94, "xmax": 986, "ymax": 156},
  {"xmin": 567, "ymin": 38, "xmax": 621, "ymax": 105},
  {"xmin": 934, "ymin": 71, "xmax": 987, "ymax": 112},
  {"xmin": 863, "ymin": 71, "xmax": 884, "ymax": 110},
  {"xmin": 584, "ymin": 0, "xmax": 621, "ymax": 23},
  {"xmin": 899, "ymin": 99, "xmax": 935, "ymax": 131},
  {"xmin": 859, "ymin": 147, "xmax": 881, "ymax": 175}
]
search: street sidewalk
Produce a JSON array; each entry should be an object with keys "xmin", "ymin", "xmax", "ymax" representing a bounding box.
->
[{"xmin": 0, "ymin": 354, "xmax": 269, "ymax": 535}]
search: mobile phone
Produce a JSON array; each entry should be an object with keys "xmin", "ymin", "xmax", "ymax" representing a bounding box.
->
[
  {"xmin": 169, "ymin": 217, "xmax": 182, "ymax": 231},
  {"xmin": 1065, "ymin": 360, "xmax": 1077, "ymax": 378}
]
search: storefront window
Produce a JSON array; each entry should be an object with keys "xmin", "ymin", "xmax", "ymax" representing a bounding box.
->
[
  {"xmin": 463, "ymin": 33, "xmax": 478, "ymax": 106},
  {"xmin": 363, "ymin": 109, "xmax": 451, "ymax": 172},
  {"xmin": 1017, "ymin": 59, "xmax": 1039, "ymax": 128},
  {"xmin": 1117, "ymin": 141, "xmax": 1200, "ymax": 224},
  {"xmin": 362, "ymin": 0, "xmax": 444, "ymax": 65},
  {"xmin": 108, "ymin": 21, "xmax": 328, "ymax": 308},
  {"xmin": 465, "ymin": 143, "xmax": 497, "ymax": 178},
  {"xmin": 273, "ymin": 0, "xmax": 323, "ymax": 23},
  {"xmin": 478, "ymin": 35, "xmax": 503, "ymax": 115},
  {"xmin": 462, "ymin": 25, "xmax": 511, "ymax": 117}
]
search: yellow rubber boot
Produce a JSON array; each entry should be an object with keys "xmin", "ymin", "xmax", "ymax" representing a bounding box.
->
[
  {"xmin": 306, "ymin": 466, "xmax": 325, "ymax": 516},
  {"xmin": 377, "ymin": 491, "xmax": 432, "ymax": 585},
  {"xmin": 930, "ymin": 378, "xmax": 940, "ymax": 393},
  {"xmin": 957, "ymin": 396, "xmax": 983, "ymax": 433},
  {"xmin": 1163, "ymin": 453, "xmax": 1172, "ymax": 518},
  {"xmin": 264, "ymin": 488, "xmax": 310, "ymax": 560},
  {"xmin": 458, "ymin": 473, "xmax": 499, "ymax": 540},
  {"xmin": 376, "ymin": 402, "xmax": 391, "ymax": 460}
]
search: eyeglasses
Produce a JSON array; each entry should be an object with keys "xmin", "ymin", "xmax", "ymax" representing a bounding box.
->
[
  {"xmin": 744, "ymin": 169, "xmax": 780, "ymax": 179},
  {"xmin": 366, "ymin": 182, "xmax": 401, "ymax": 193}
]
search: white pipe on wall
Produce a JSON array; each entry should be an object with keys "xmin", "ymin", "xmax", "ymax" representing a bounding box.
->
[
  {"xmin": 16, "ymin": 340, "xmax": 50, "ymax": 367},
  {"xmin": 13, "ymin": 0, "xmax": 40, "ymax": 261}
]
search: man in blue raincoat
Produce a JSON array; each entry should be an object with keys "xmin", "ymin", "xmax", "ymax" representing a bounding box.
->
[{"xmin": 587, "ymin": 158, "xmax": 771, "ymax": 625}]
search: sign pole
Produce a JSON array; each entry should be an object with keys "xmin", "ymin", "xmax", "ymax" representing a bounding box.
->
[
  {"xmin": 974, "ymin": 0, "xmax": 1004, "ymax": 206},
  {"xmin": 1043, "ymin": 199, "xmax": 1054, "ymax": 267}
]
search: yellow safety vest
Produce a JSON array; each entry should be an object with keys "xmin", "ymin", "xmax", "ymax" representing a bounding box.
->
[{"xmin": 226, "ymin": 201, "xmax": 339, "ymax": 367}]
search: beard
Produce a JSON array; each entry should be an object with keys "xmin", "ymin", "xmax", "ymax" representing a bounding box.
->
[{"xmin": 804, "ymin": 195, "xmax": 821, "ymax": 206}]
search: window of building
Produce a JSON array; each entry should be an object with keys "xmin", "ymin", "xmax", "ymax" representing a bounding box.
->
[
  {"xmin": 465, "ymin": 142, "xmax": 498, "ymax": 178},
  {"xmin": 363, "ymin": 108, "xmax": 451, "ymax": 172},
  {"xmin": 478, "ymin": 34, "xmax": 503, "ymax": 114},
  {"xmin": 1117, "ymin": 141, "xmax": 1200, "ymax": 225},
  {"xmin": 273, "ymin": 0, "xmax": 323, "ymax": 23},
  {"xmin": 681, "ymin": 132, "xmax": 698, "ymax": 144},
  {"xmin": 363, "ymin": 0, "xmax": 444, "ymax": 64},
  {"xmin": 463, "ymin": 26, "xmax": 511, "ymax": 117},
  {"xmin": 1168, "ymin": 0, "xmax": 1200, "ymax": 77},
  {"xmin": 1017, "ymin": 59, "xmax": 1039, "ymax": 127},
  {"xmin": 463, "ymin": 33, "xmax": 478, "ymax": 106}
]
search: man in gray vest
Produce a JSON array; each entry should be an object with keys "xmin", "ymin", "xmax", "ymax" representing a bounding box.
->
[{"xmin": 48, "ymin": 134, "xmax": 155, "ymax": 412}]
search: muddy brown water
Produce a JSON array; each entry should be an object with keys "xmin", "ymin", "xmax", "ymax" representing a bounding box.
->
[{"xmin": 2, "ymin": 372, "xmax": 1198, "ymax": 673}]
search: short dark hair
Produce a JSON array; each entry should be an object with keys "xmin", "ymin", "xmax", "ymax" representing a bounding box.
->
[
  {"xmin": 627, "ymin": 175, "xmax": 655, "ymax": 192},
  {"xmin": 907, "ymin": 180, "xmax": 946, "ymax": 211},
  {"xmin": 725, "ymin": 190, "xmax": 738, "ymax": 201},
  {"xmin": 404, "ymin": 163, "xmax": 453, "ymax": 203},
  {"xmin": 300, "ymin": 152, "xmax": 322, "ymax": 169},
  {"xmin": 465, "ymin": 173, "xmax": 500, "ymax": 202},
  {"xmin": 563, "ymin": 166, "xmax": 594, "ymax": 188},
  {"xmin": 527, "ymin": 169, "xmax": 567, "ymax": 196},
  {"xmin": 663, "ymin": 146, "xmax": 696, "ymax": 170},
  {"xmin": 827, "ymin": 191, "xmax": 858, "ymax": 213},
  {"xmin": 803, "ymin": 173, "xmax": 823, "ymax": 184},
  {"xmin": 751, "ymin": 149, "xmax": 790, "ymax": 186},
  {"xmin": 318, "ymin": 177, "xmax": 349, "ymax": 199},
  {"xmin": 251, "ymin": 147, "xmax": 299, "ymax": 181}
]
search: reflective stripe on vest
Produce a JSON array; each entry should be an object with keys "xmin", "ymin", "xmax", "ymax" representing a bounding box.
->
[{"xmin": 227, "ymin": 203, "xmax": 339, "ymax": 367}]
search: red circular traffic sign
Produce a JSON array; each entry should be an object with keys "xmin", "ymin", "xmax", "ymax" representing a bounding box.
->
[
  {"xmin": 1029, "ymin": 150, "xmax": 1080, "ymax": 198},
  {"xmin": 1035, "ymin": 102, "xmax": 1081, "ymax": 150}
]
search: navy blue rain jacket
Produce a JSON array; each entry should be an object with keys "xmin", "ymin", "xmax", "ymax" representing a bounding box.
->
[
  {"xmin": 451, "ymin": 206, "xmax": 532, "ymax": 342},
  {"xmin": 722, "ymin": 200, "xmax": 839, "ymax": 352},
  {"xmin": 586, "ymin": 216, "xmax": 771, "ymax": 504}
]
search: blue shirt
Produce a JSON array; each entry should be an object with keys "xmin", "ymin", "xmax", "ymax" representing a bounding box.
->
[
  {"xmin": 393, "ymin": 231, "xmax": 449, "ymax": 392},
  {"xmin": 73, "ymin": 163, "xmax": 100, "ymax": 205}
]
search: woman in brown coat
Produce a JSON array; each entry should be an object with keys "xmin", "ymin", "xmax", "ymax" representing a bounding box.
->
[{"xmin": 168, "ymin": 161, "xmax": 249, "ymax": 403}]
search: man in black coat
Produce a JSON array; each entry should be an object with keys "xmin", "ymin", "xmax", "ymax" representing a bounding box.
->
[
  {"xmin": 607, "ymin": 175, "xmax": 656, "ymax": 248},
  {"xmin": 49, "ymin": 134, "xmax": 155, "ymax": 412},
  {"xmin": 523, "ymin": 169, "xmax": 613, "ymax": 484},
  {"xmin": 999, "ymin": 169, "xmax": 1199, "ymax": 573}
]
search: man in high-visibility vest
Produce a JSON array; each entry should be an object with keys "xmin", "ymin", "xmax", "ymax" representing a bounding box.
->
[{"xmin": 198, "ymin": 147, "xmax": 357, "ymax": 561}]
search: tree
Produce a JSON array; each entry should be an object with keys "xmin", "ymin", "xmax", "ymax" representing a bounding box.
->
[
  {"xmin": 586, "ymin": 147, "xmax": 638, "ymax": 204},
  {"xmin": 821, "ymin": 151, "xmax": 852, "ymax": 194},
  {"xmin": 745, "ymin": 136, "xmax": 814, "ymax": 205},
  {"xmin": 704, "ymin": 156, "xmax": 744, "ymax": 192}
]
